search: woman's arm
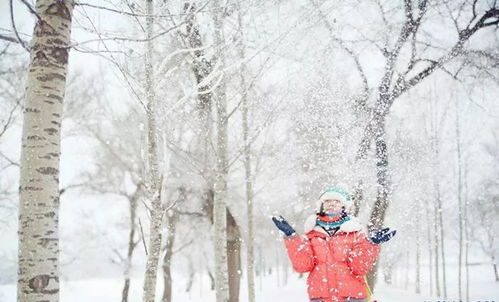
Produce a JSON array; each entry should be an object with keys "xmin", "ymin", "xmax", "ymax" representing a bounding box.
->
[
  {"xmin": 347, "ymin": 233, "xmax": 380, "ymax": 276},
  {"xmin": 284, "ymin": 235, "xmax": 315, "ymax": 273}
]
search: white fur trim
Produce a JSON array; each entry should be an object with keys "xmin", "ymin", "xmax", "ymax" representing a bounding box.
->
[{"xmin": 304, "ymin": 215, "xmax": 365, "ymax": 235}]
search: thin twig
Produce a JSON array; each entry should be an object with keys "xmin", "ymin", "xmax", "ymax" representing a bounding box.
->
[
  {"xmin": 9, "ymin": 0, "xmax": 29, "ymax": 51},
  {"xmin": 75, "ymin": 1, "xmax": 208, "ymax": 17},
  {"xmin": 138, "ymin": 218, "xmax": 148, "ymax": 256}
]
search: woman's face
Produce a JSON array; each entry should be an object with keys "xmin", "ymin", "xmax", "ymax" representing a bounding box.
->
[{"xmin": 322, "ymin": 199, "xmax": 344, "ymax": 213}]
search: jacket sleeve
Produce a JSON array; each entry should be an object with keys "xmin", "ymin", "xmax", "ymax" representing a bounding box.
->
[
  {"xmin": 284, "ymin": 235, "xmax": 315, "ymax": 273},
  {"xmin": 347, "ymin": 233, "xmax": 380, "ymax": 276}
]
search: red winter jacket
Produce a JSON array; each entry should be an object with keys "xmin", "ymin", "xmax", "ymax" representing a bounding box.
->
[{"xmin": 284, "ymin": 216, "xmax": 380, "ymax": 302}]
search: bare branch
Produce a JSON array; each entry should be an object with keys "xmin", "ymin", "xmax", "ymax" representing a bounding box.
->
[
  {"xmin": 0, "ymin": 95, "xmax": 21, "ymax": 138},
  {"xmin": 0, "ymin": 33, "xmax": 25, "ymax": 44},
  {"xmin": 69, "ymin": 1, "xmax": 211, "ymax": 48},
  {"xmin": 9, "ymin": 0, "xmax": 29, "ymax": 51},
  {"xmin": 75, "ymin": 1, "xmax": 208, "ymax": 17},
  {"xmin": 18, "ymin": 0, "xmax": 43, "ymax": 24},
  {"xmin": 311, "ymin": 0, "xmax": 370, "ymax": 103},
  {"xmin": 174, "ymin": 210, "xmax": 205, "ymax": 217},
  {"xmin": 138, "ymin": 218, "xmax": 148, "ymax": 256}
]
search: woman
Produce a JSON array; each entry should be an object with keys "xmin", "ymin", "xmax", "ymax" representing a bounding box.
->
[{"xmin": 272, "ymin": 187, "xmax": 396, "ymax": 302}]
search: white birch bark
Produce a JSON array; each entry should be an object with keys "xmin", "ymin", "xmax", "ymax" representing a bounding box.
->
[
  {"xmin": 17, "ymin": 1, "xmax": 75, "ymax": 302},
  {"xmin": 142, "ymin": 0, "xmax": 164, "ymax": 301},
  {"xmin": 236, "ymin": 2, "xmax": 255, "ymax": 301},
  {"xmin": 212, "ymin": 0, "xmax": 229, "ymax": 300}
]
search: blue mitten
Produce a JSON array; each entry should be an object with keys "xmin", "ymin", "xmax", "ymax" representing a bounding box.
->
[
  {"xmin": 272, "ymin": 215, "xmax": 296, "ymax": 237},
  {"xmin": 369, "ymin": 227, "xmax": 396, "ymax": 244}
]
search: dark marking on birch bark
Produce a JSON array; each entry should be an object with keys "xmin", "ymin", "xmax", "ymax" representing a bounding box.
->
[
  {"xmin": 47, "ymin": 38, "xmax": 65, "ymax": 45},
  {"xmin": 28, "ymin": 275, "xmax": 50, "ymax": 292},
  {"xmin": 51, "ymin": 195, "xmax": 60, "ymax": 205},
  {"xmin": 36, "ymin": 20, "xmax": 58, "ymax": 37},
  {"xmin": 51, "ymin": 47, "xmax": 69, "ymax": 64},
  {"xmin": 46, "ymin": 2, "xmax": 72, "ymax": 20},
  {"xmin": 19, "ymin": 186, "xmax": 43, "ymax": 192},
  {"xmin": 40, "ymin": 152, "xmax": 59, "ymax": 160},
  {"xmin": 36, "ymin": 167, "xmax": 59, "ymax": 175},
  {"xmin": 25, "ymin": 108, "xmax": 41, "ymax": 113},
  {"xmin": 33, "ymin": 50, "xmax": 49, "ymax": 64},
  {"xmin": 52, "ymin": 113, "xmax": 61, "ymax": 117},
  {"xmin": 43, "ymin": 211, "xmax": 56, "ymax": 218},
  {"xmin": 47, "ymin": 94, "xmax": 63, "ymax": 101},
  {"xmin": 37, "ymin": 73, "xmax": 65, "ymax": 82},
  {"xmin": 27, "ymin": 135, "xmax": 46, "ymax": 141},
  {"xmin": 39, "ymin": 237, "xmax": 56, "ymax": 248},
  {"xmin": 44, "ymin": 128, "xmax": 58, "ymax": 135},
  {"xmin": 28, "ymin": 274, "xmax": 59, "ymax": 294}
]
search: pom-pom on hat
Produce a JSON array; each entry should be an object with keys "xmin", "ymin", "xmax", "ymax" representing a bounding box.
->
[{"xmin": 316, "ymin": 187, "xmax": 353, "ymax": 213}]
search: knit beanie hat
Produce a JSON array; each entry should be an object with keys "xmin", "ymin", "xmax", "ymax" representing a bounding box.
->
[{"xmin": 316, "ymin": 187, "xmax": 353, "ymax": 213}]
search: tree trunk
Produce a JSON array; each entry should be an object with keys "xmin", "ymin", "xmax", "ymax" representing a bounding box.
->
[
  {"xmin": 430, "ymin": 96, "xmax": 446, "ymax": 298},
  {"xmin": 404, "ymin": 250, "xmax": 410, "ymax": 290},
  {"xmin": 122, "ymin": 184, "xmax": 141, "ymax": 302},
  {"xmin": 185, "ymin": 257, "xmax": 195, "ymax": 293},
  {"xmin": 258, "ymin": 246, "xmax": 263, "ymax": 291},
  {"xmin": 161, "ymin": 188, "xmax": 183, "ymax": 302},
  {"xmin": 433, "ymin": 195, "xmax": 441, "ymax": 297},
  {"xmin": 493, "ymin": 260, "xmax": 499, "ymax": 282},
  {"xmin": 455, "ymin": 97, "xmax": 463, "ymax": 302},
  {"xmin": 416, "ymin": 224, "xmax": 421, "ymax": 294},
  {"xmin": 17, "ymin": 1, "xmax": 75, "ymax": 302},
  {"xmin": 368, "ymin": 119, "xmax": 390, "ymax": 232},
  {"xmin": 227, "ymin": 212, "xmax": 241, "ymax": 302},
  {"xmin": 351, "ymin": 180, "xmax": 363, "ymax": 217},
  {"xmin": 142, "ymin": 0, "xmax": 164, "ymax": 301},
  {"xmin": 203, "ymin": 189, "xmax": 242, "ymax": 301},
  {"xmin": 208, "ymin": 268, "xmax": 216, "ymax": 291},
  {"xmin": 383, "ymin": 262, "xmax": 393, "ymax": 285},
  {"xmin": 212, "ymin": 0, "xmax": 229, "ymax": 300},
  {"xmin": 184, "ymin": 1, "xmax": 214, "ymax": 171},
  {"xmin": 424, "ymin": 196, "xmax": 433, "ymax": 296},
  {"xmin": 366, "ymin": 117, "xmax": 389, "ymax": 290},
  {"xmin": 236, "ymin": 2, "xmax": 256, "ymax": 301},
  {"xmin": 464, "ymin": 159, "xmax": 469, "ymax": 302}
]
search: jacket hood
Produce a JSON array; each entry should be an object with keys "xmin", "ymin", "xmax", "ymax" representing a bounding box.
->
[{"xmin": 304, "ymin": 214, "xmax": 365, "ymax": 235}]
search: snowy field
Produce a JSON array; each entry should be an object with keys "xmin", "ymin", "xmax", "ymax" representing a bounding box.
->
[{"xmin": 1, "ymin": 264, "xmax": 497, "ymax": 302}]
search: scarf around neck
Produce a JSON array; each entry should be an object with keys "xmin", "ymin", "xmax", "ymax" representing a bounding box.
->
[{"xmin": 315, "ymin": 213, "xmax": 351, "ymax": 236}]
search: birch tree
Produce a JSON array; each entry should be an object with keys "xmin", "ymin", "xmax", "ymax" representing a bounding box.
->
[
  {"xmin": 142, "ymin": 0, "xmax": 164, "ymax": 301},
  {"xmin": 212, "ymin": 0, "xmax": 230, "ymax": 299},
  {"xmin": 182, "ymin": 2, "xmax": 244, "ymax": 300},
  {"xmin": 236, "ymin": 1, "xmax": 256, "ymax": 301},
  {"xmin": 17, "ymin": 1, "xmax": 75, "ymax": 302}
]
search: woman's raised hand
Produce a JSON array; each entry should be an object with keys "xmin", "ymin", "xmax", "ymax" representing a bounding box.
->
[
  {"xmin": 271, "ymin": 215, "xmax": 296, "ymax": 237},
  {"xmin": 368, "ymin": 227, "xmax": 396, "ymax": 244}
]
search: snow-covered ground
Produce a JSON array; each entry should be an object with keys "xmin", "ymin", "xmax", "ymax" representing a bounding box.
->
[{"xmin": 1, "ymin": 263, "xmax": 497, "ymax": 302}]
